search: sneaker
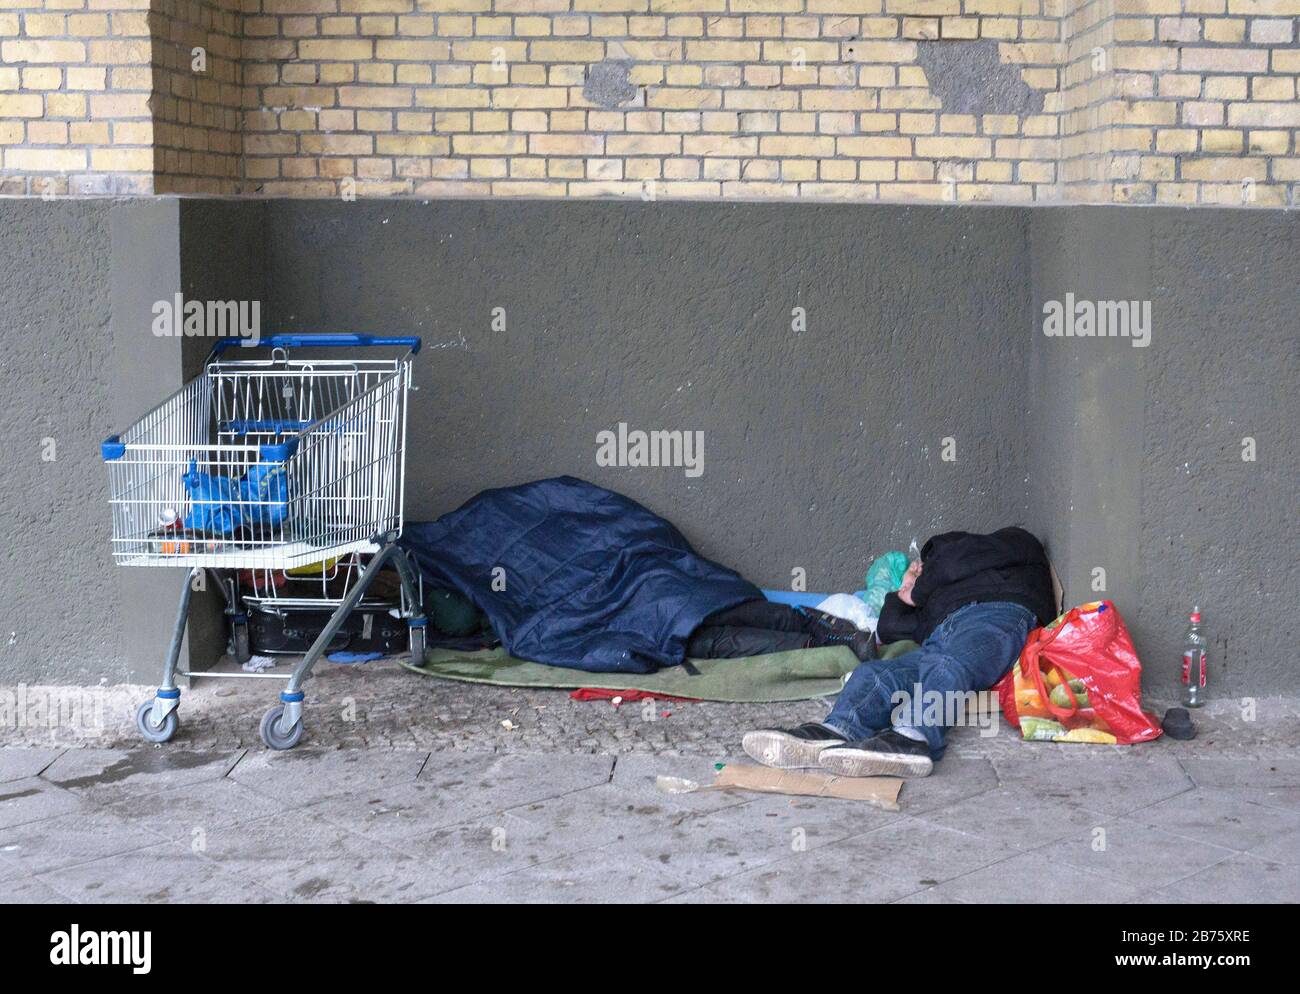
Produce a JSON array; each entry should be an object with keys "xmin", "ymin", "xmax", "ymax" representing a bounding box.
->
[
  {"xmin": 742, "ymin": 722, "xmax": 847, "ymax": 769},
  {"xmin": 818, "ymin": 729, "xmax": 935, "ymax": 778},
  {"xmin": 848, "ymin": 630, "xmax": 878, "ymax": 662},
  {"xmin": 804, "ymin": 609, "xmax": 878, "ymax": 662}
]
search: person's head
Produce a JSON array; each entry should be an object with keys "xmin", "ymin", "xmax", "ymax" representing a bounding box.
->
[{"xmin": 898, "ymin": 558, "xmax": 923, "ymax": 606}]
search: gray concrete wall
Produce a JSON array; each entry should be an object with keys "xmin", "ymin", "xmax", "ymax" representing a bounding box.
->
[
  {"xmin": 1025, "ymin": 209, "xmax": 1152, "ymax": 663},
  {"xmin": 1028, "ymin": 208, "xmax": 1299, "ymax": 697},
  {"xmin": 2, "ymin": 198, "xmax": 1294, "ymax": 696},
  {"xmin": 260, "ymin": 200, "xmax": 1036, "ymax": 595},
  {"xmin": 0, "ymin": 200, "xmax": 193, "ymax": 684},
  {"xmin": 260, "ymin": 199, "xmax": 1299, "ymax": 696}
]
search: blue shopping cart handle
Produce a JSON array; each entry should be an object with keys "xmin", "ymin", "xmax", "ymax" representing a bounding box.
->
[
  {"xmin": 208, "ymin": 334, "xmax": 422, "ymax": 357},
  {"xmin": 102, "ymin": 435, "xmax": 126, "ymax": 461}
]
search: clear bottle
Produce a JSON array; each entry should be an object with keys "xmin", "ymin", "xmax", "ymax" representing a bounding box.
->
[{"xmin": 1180, "ymin": 607, "xmax": 1208, "ymax": 708}]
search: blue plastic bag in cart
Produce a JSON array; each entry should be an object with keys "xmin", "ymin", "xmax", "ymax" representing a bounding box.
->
[
  {"xmin": 241, "ymin": 462, "xmax": 289, "ymax": 526},
  {"xmin": 183, "ymin": 460, "xmax": 288, "ymax": 534}
]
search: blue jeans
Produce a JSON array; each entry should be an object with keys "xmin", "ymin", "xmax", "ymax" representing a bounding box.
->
[{"xmin": 824, "ymin": 601, "xmax": 1034, "ymax": 760}]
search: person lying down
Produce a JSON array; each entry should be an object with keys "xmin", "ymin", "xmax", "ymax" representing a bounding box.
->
[{"xmin": 740, "ymin": 527, "xmax": 1056, "ymax": 779}]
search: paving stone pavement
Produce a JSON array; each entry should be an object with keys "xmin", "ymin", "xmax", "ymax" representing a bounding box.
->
[{"xmin": 3, "ymin": 666, "xmax": 1300, "ymax": 903}]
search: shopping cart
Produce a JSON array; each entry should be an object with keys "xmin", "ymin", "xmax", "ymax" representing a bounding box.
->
[{"xmin": 102, "ymin": 334, "xmax": 427, "ymax": 749}]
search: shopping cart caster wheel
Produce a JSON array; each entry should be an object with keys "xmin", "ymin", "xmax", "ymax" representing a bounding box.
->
[
  {"xmin": 136, "ymin": 701, "xmax": 178, "ymax": 744},
  {"xmin": 260, "ymin": 704, "xmax": 304, "ymax": 750}
]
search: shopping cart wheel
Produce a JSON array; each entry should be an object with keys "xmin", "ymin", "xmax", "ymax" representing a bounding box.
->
[
  {"xmin": 135, "ymin": 700, "xmax": 178, "ymax": 744},
  {"xmin": 259, "ymin": 703, "xmax": 304, "ymax": 750}
]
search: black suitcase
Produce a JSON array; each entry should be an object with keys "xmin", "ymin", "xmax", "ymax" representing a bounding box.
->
[{"xmin": 245, "ymin": 601, "xmax": 410, "ymax": 656}]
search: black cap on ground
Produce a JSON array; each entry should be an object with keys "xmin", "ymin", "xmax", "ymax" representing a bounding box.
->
[{"xmin": 1162, "ymin": 707, "xmax": 1197, "ymax": 741}]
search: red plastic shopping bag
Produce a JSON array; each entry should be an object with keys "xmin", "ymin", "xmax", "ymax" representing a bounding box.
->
[{"xmin": 995, "ymin": 601, "xmax": 1162, "ymax": 745}]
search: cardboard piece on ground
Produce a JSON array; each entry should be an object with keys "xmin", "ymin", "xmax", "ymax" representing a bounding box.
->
[{"xmin": 712, "ymin": 763, "xmax": 902, "ymax": 811}]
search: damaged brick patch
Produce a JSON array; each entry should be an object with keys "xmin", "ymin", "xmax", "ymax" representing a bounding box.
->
[
  {"xmin": 583, "ymin": 59, "xmax": 638, "ymax": 109},
  {"xmin": 917, "ymin": 39, "xmax": 1044, "ymax": 118}
]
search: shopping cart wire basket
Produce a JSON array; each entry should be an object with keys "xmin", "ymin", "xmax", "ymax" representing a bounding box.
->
[{"xmin": 103, "ymin": 333, "xmax": 427, "ymax": 749}]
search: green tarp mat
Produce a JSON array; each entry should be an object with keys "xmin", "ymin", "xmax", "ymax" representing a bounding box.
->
[{"xmin": 401, "ymin": 640, "xmax": 921, "ymax": 703}]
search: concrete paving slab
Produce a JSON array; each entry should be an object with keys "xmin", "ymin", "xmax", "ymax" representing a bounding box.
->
[
  {"xmin": 1244, "ymin": 826, "xmax": 1300, "ymax": 865},
  {"xmin": 1225, "ymin": 785, "xmax": 1300, "ymax": 812},
  {"xmin": 0, "ymin": 747, "xmax": 62, "ymax": 783},
  {"xmin": 664, "ymin": 844, "xmax": 921, "ymax": 903},
  {"xmin": 0, "ymin": 808, "xmax": 172, "ymax": 875},
  {"xmin": 0, "ymin": 851, "xmax": 27, "ymax": 881},
  {"xmin": 913, "ymin": 849, "xmax": 1153, "ymax": 904},
  {"xmin": 832, "ymin": 818, "xmax": 1017, "ymax": 886},
  {"xmin": 1181, "ymin": 757, "xmax": 1300, "ymax": 789},
  {"xmin": 228, "ymin": 748, "xmax": 429, "ymax": 807},
  {"xmin": 430, "ymin": 849, "xmax": 696, "ymax": 903},
  {"xmin": 608, "ymin": 753, "xmax": 754, "ymax": 814},
  {"xmin": 181, "ymin": 807, "xmax": 378, "ymax": 861},
  {"xmin": 1130, "ymin": 786, "xmax": 1300, "ymax": 853},
  {"xmin": 305, "ymin": 753, "xmax": 616, "ymax": 843},
  {"xmin": 465, "ymin": 775, "xmax": 893, "ymax": 894},
  {"xmin": 1036, "ymin": 816, "xmax": 1237, "ymax": 891},
  {"xmin": 104, "ymin": 778, "xmax": 288, "ymax": 842},
  {"xmin": 220, "ymin": 855, "xmax": 428, "ymax": 903},
  {"xmin": 5, "ymin": 875, "xmax": 71, "ymax": 904},
  {"xmin": 36, "ymin": 841, "xmax": 281, "ymax": 904},
  {"xmin": 1159, "ymin": 853, "xmax": 1300, "ymax": 903},
  {"xmin": 0, "ymin": 777, "xmax": 90, "ymax": 830},
  {"xmin": 167, "ymin": 807, "xmax": 438, "ymax": 902},
  {"xmin": 40, "ymin": 748, "xmax": 243, "ymax": 805},
  {"xmin": 915, "ymin": 787, "xmax": 1108, "ymax": 851},
  {"xmin": 389, "ymin": 820, "xmax": 577, "ymax": 896},
  {"xmin": 495, "ymin": 783, "xmax": 694, "ymax": 854},
  {"xmin": 891, "ymin": 886, "xmax": 968, "ymax": 903},
  {"xmin": 603, "ymin": 790, "xmax": 896, "ymax": 885},
  {"xmin": 894, "ymin": 755, "xmax": 999, "ymax": 814},
  {"xmin": 300, "ymin": 780, "xmax": 467, "ymax": 845},
  {"xmin": 991, "ymin": 753, "xmax": 1194, "ymax": 816}
]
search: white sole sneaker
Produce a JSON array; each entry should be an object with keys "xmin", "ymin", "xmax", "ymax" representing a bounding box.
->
[
  {"xmin": 818, "ymin": 745, "xmax": 934, "ymax": 779},
  {"xmin": 742, "ymin": 729, "xmax": 844, "ymax": 770}
]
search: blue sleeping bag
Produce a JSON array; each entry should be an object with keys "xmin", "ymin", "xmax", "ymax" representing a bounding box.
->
[{"xmin": 400, "ymin": 477, "xmax": 762, "ymax": 673}]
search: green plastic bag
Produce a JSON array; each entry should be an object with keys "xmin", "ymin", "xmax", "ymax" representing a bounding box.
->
[{"xmin": 861, "ymin": 551, "xmax": 910, "ymax": 618}]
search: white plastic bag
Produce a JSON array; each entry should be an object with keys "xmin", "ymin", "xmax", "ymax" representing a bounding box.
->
[{"xmin": 815, "ymin": 593, "xmax": 875, "ymax": 632}]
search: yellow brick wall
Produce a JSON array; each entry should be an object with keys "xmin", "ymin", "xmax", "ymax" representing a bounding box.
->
[
  {"xmin": 150, "ymin": 0, "xmax": 245, "ymax": 194},
  {"xmin": 1058, "ymin": 0, "xmax": 1297, "ymax": 206},
  {"xmin": 1058, "ymin": 0, "xmax": 1113, "ymax": 199},
  {"xmin": 1105, "ymin": 0, "xmax": 1298, "ymax": 206},
  {"xmin": 238, "ymin": 0, "xmax": 1066, "ymax": 200},
  {"xmin": 2, "ymin": 0, "xmax": 1297, "ymax": 204},
  {"xmin": 1, "ymin": 0, "xmax": 155, "ymax": 195}
]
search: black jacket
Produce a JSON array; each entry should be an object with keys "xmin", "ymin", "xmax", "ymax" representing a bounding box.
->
[{"xmin": 876, "ymin": 527, "xmax": 1056, "ymax": 646}]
